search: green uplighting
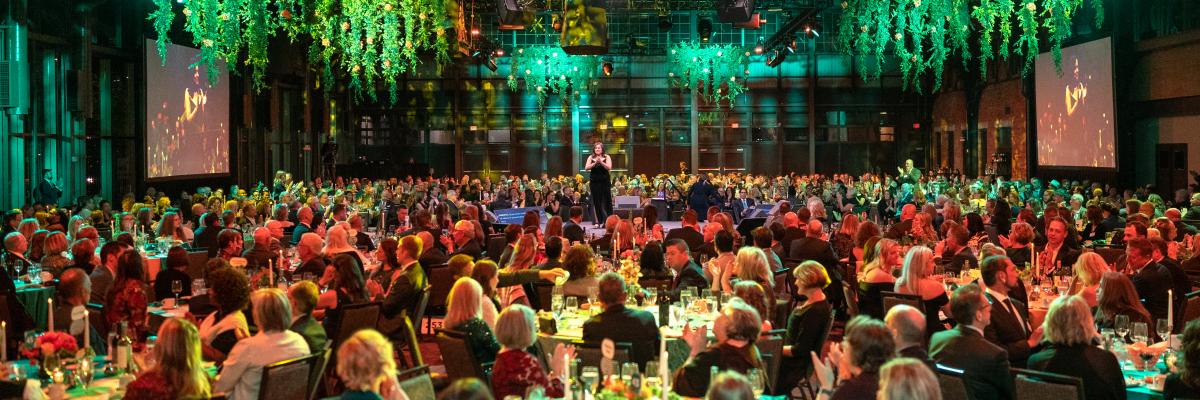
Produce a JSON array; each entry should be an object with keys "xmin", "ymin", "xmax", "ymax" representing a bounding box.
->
[
  {"xmin": 667, "ymin": 41, "xmax": 748, "ymax": 106},
  {"xmin": 506, "ymin": 45, "xmax": 601, "ymax": 108}
]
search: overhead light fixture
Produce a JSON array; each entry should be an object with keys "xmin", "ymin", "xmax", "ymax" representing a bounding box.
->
[
  {"xmin": 602, "ymin": 60, "xmax": 614, "ymax": 76},
  {"xmin": 754, "ymin": 37, "xmax": 765, "ymax": 54},
  {"xmin": 698, "ymin": 19, "xmax": 713, "ymax": 43}
]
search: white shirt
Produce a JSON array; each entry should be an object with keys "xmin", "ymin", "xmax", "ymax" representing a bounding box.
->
[{"xmin": 214, "ymin": 330, "xmax": 311, "ymax": 400}]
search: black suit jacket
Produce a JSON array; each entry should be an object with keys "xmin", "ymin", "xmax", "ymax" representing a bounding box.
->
[
  {"xmin": 581, "ymin": 304, "xmax": 662, "ymax": 368},
  {"xmin": 563, "ymin": 220, "xmax": 586, "ymax": 244},
  {"xmin": 1035, "ymin": 243, "xmax": 1082, "ymax": 273},
  {"xmin": 450, "ymin": 240, "xmax": 483, "ymax": 261},
  {"xmin": 419, "ymin": 248, "xmax": 449, "ymax": 268},
  {"xmin": 193, "ymin": 226, "xmax": 220, "ymax": 251},
  {"xmin": 290, "ymin": 314, "xmax": 329, "ymax": 354},
  {"xmin": 664, "ymin": 227, "xmax": 704, "ymax": 253},
  {"xmin": 930, "ymin": 326, "xmax": 1014, "ymax": 400},
  {"xmin": 788, "ymin": 237, "xmax": 840, "ymax": 271},
  {"xmin": 381, "ymin": 262, "xmax": 429, "ymax": 319},
  {"xmin": 884, "ymin": 219, "xmax": 914, "ymax": 240},
  {"xmin": 668, "ymin": 261, "xmax": 709, "ymax": 302},
  {"xmin": 1026, "ymin": 344, "xmax": 1125, "ymax": 400},
  {"xmin": 1159, "ymin": 257, "xmax": 1190, "ymax": 327},
  {"xmin": 945, "ymin": 247, "xmax": 979, "ymax": 275},
  {"xmin": 1131, "ymin": 261, "xmax": 1173, "ymax": 322},
  {"xmin": 780, "ymin": 227, "xmax": 806, "ymax": 254},
  {"xmin": 732, "ymin": 198, "xmax": 755, "ymax": 221},
  {"xmin": 687, "ymin": 181, "xmax": 718, "ymax": 220},
  {"xmin": 983, "ymin": 292, "xmax": 1033, "ymax": 367}
]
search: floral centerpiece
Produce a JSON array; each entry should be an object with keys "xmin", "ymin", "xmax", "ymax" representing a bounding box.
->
[
  {"xmin": 19, "ymin": 331, "xmax": 79, "ymax": 365},
  {"xmin": 595, "ymin": 376, "xmax": 681, "ymax": 400},
  {"xmin": 617, "ymin": 257, "xmax": 642, "ymax": 293}
]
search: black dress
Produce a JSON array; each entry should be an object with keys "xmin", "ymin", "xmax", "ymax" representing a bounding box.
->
[
  {"xmin": 589, "ymin": 158, "xmax": 612, "ymax": 223},
  {"xmin": 449, "ymin": 318, "xmax": 501, "ymax": 375},
  {"xmin": 923, "ymin": 292, "xmax": 950, "ymax": 336},
  {"xmin": 781, "ymin": 300, "xmax": 833, "ymax": 393}
]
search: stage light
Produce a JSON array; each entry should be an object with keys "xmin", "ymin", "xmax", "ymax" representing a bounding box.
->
[
  {"xmin": 602, "ymin": 60, "xmax": 614, "ymax": 76},
  {"xmin": 495, "ymin": 48, "xmax": 505, "ymax": 56},
  {"xmin": 470, "ymin": 27, "xmax": 481, "ymax": 36},
  {"xmin": 698, "ymin": 19, "xmax": 713, "ymax": 42},
  {"xmin": 765, "ymin": 48, "xmax": 785, "ymax": 67},
  {"xmin": 754, "ymin": 37, "xmax": 765, "ymax": 54}
]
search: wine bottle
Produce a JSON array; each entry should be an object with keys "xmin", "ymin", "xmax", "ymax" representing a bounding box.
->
[{"xmin": 115, "ymin": 321, "xmax": 133, "ymax": 374}]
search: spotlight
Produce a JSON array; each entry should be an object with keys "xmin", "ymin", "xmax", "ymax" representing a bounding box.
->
[
  {"xmin": 658, "ymin": 15, "xmax": 673, "ymax": 30},
  {"xmin": 494, "ymin": 48, "xmax": 505, "ymax": 56},
  {"xmin": 602, "ymin": 60, "xmax": 614, "ymax": 76},
  {"xmin": 698, "ymin": 19, "xmax": 713, "ymax": 42},
  {"xmin": 470, "ymin": 27, "xmax": 481, "ymax": 36},
  {"xmin": 765, "ymin": 48, "xmax": 785, "ymax": 67},
  {"xmin": 754, "ymin": 37, "xmax": 765, "ymax": 54},
  {"xmin": 484, "ymin": 57, "xmax": 498, "ymax": 72}
]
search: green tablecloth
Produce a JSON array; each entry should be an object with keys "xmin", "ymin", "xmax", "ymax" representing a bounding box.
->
[
  {"xmin": 1125, "ymin": 363, "xmax": 1166, "ymax": 400},
  {"xmin": 14, "ymin": 285, "xmax": 55, "ymax": 331}
]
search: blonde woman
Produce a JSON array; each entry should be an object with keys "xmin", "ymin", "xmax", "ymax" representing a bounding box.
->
[
  {"xmin": 126, "ymin": 318, "xmax": 212, "ymax": 400},
  {"xmin": 857, "ymin": 239, "xmax": 900, "ymax": 320},
  {"xmin": 1027, "ymin": 295, "xmax": 1124, "ymax": 400},
  {"xmin": 1070, "ymin": 252, "xmax": 1107, "ymax": 308},
  {"xmin": 895, "ymin": 246, "xmax": 950, "ymax": 335},
  {"xmin": 877, "ymin": 358, "xmax": 941, "ymax": 400},
  {"xmin": 337, "ymin": 329, "xmax": 410, "ymax": 400},
  {"xmin": 910, "ymin": 213, "xmax": 938, "ymax": 244},
  {"xmin": 444, "ymin": 278, "xmax": 501, "ymax": 367},
  {"xmin": 723, "ymin": 246, "xmax": 773, "ymax": 293},
  {"xmin": 498, "ymin": 234, "xmax": 537, "ymax": 307}
]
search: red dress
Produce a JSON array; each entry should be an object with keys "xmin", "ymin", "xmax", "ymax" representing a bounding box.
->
[
  {"xmin": 106, "ymin": 279, "xmax": 148, "ymax": 346},
  {"xmin": 124, "ymin": 370, "xmax": 176, "ymax": 400},
  {"xmin": 490, "ymin": 350, "xmax": 564, "ymax": 399}
]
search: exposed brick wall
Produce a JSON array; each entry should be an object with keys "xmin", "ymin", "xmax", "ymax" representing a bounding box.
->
[{"xmin": 931, "ymin": 78, "xmax": 1029, "ymax": 180}]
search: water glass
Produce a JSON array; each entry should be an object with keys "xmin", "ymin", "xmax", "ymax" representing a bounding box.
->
[
  {"xmin": 1132, "ymin": 322, "xmax": 1150, "ymax": 344},
  {"xmin": 680, "ymin": 291, "xmax": 693, "ymax": 310},
  {"xmin": 1115, "ymin": 315, "xmax": 1131, "ymax": 343},
  {"xmin": 552, "ymin": 294, "xmax": 565, "ymax": 317},
  {"xmin": 644, "ymin": 287, "xmax": 658, "ymax": 306},
  {"xmin": 580, "ymin": 366, "xmax": 600, "ymax": 392},
  {"xmin": 645, "ymin": 361, "xmax": 660, "ymax": 378},
  {"xmin": 27, "ymin": 264, "xmax": 41, "ymax": 285},
  {"xmin": 669, "ymin": 305, "xmax": 685, "ymax": 329},
  {"xmin": 565, "ymin": 297, "xmax": 579, "ymax": 314},
  {"xmin": 748, "ymin": 368, "xmax": 765, "ymax": 396},
  {"xmin": 621, "ymin": 362, "xmax": 638, "ymax": 382},
  {"xmin": 1158, "ymin": 319, "xmax": 1171, "ymax": 344}
]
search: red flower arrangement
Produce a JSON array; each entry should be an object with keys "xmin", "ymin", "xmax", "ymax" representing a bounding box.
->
[{"xmin": 19, "ymin": 331, "xmax": 79, "ymax": 364}]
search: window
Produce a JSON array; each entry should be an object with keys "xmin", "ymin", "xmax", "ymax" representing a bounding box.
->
[
  {"xmin": 358, "ymin": 116, "xmax": 376, "ymax": 146},
  {"xmin": 880, "ymin": 126, "xmax": 895, "ymax": 142}
]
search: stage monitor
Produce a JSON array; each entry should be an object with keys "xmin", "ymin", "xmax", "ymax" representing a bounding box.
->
[
  {"xmin": 1034, "ymin": 37, "xmax": 1116, "ymax": 169},
  {"xmin": 145, "ymin": 40, "xmax": 230, "ymax": 180}
]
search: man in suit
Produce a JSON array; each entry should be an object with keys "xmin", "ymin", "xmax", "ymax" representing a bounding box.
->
[
  {"xmin": 664, "ymin": 239, "xmax": 709, "ymax": 302},
  {"xmin": 290, "ymin": 207, "xmax": 315, "ymax": 246},
  {"xmin": 731, "ymin": 189, "xmax": 755, "ymax": 223},
  {"xmin": 1166, "ymin": 208, "xmax": 1198, "ymax": 241},
  {"xmin": 563, "ymin": 206, "xmax": 587, "ymax": 244},
  {"xmin": 930, "ymin": 284, "xmax": 1014, "ymax": 400},
  {"xmin": 287, "ymin": 281, "xmax": 328, "ymax": 354},
  {"xmin": 884, "ymin": 204, "xmax": 918, "ymax": 240},
  {"xmin": 980, "ymin": 255, "xmax": 1039, "ymax": 368},
  {"xmin": 582, "ymin": 272, "xmax": 662, "ymax": 368},
  {"xmin": 349, "ymin": 215, "xmax": 376, "ymax": 252},
  {"xmin": 536, "ymin": 236, "xmax": 565, "ymax": 271},
  {"xmin": 787, "ymin": 220, "xmax": 843, "ymax": 310},
  {"xmin": 1150, "ymin": 236, "xmax": 1189, "ymax": 332},
  {"xmin": 779, "ymin": 212, "xmax": 806, "ymax": 252},
  {"xmin": 1127, "ymin": 237, "xmax": 1174, "ymax": 322},
  {"xmin": 378, "ymin": 235, "xmax": 429, "ymax": 321},
  {"xmin": 885, "ymin": 304, "xmax": 932, "ymax": 367},
  {"xmin": 192, "ymin": 212, "xmax": 222, "ymax": 250},
  {"xmin": 1036, "ymin": 217, "xmax": 1080, "ymax": 274},
  {"xmin": 686, "ymin": 174, "xmax": 718, "ymax": 222},
  {"xmin": 942, "ymin": 223, "xmax": 978, "ymax": 275},
  {"xmin": 89, "ymin": 242, "xmax": 126, "ymax": 306},
  {"xmin": 416, "ymin": 231, "xmax": 449, "ymax": 268},
  {"xmin": 665, "ymin": 210, "xmax": 704, "ymax": 251},
  {"xmin": 446, "ymin": 220, "xmax": 483, "ymax": 260}
]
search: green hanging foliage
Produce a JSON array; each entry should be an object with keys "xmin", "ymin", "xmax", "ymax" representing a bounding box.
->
[
  {"xmin": 836, "ymin": 0, "xmax": 1104, "ymax": 91},
  {"xmin": 506, "ymin": 45, "xmax": 601, "ymax": 108},
  {"xmin": 150, "ymin": 0, "xmax": 451, "ymax": 103},
  {"xmin": 666, "ymin": 42, "xmax": 748, "ymax": 106}
]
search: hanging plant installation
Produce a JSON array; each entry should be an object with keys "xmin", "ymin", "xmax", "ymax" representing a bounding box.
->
[
  {"xmin": 148, "ymin": 0, "xmax": 451, "ymax": 103},
  {"xmin": 666, "ymin": 42, "xmax": 748, "ymax": 105},
  {"xmin": 506, "ymin": 45, "xmax": 601, "ymax": 108},
  {"xmin": 836, "ymin": 0, "xmax": 1104, "ymax": 91}
]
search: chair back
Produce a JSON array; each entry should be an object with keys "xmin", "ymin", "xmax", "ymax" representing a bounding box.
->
[
  {"xmin": 396, "ymin": 365, "xmax": 437, "ymax": 400},
  {"xmin": 771, "ymin": 298, "xmax": 791, "ymax": 330},
  {"xmin": 757, "ymin": 329, "xmax": 786, "ymax": 395},
  {"xmin": 1012, "ymin": 368, "xmax": 1085, "ymax": 400},
  {"xmin": 436, "ymin": 329, "xmax": 492, "ymax": 382},
  {"xmin": 258, "ymin": 353, "xmax": 321, "ymax": 400},
  {"xmin": 426, "ymin": 265, "xmax": 455, "ymax": 316},
  {"xmin": 573, "ymin": 340, "xmax": 631, "ymax": 372},
  {"xmin": 308, "ymin": 344, "xmax": 333, "ymax": 400},
  {"xmin": 186, "ymin": 251, "xmax": 209, "ymax": 280},
  {"xmin": 881, "ymin": 291, "xmax": 924, "ymax": 315},
  {"xmin": 1186, "ymin": 290, "xmax": 1200, "ymax": 324},
  {"xmin": 332, "ymin": 301, "xmax": 382, "ymax": 346},
  {"xmin": 486, "ymin": 235, "xmax": 507, "ymax": 259},
  {"xmin": 934, "ymin": 364, "xmax": 971, "ymax": 400},
  {"xmin": 534, "ymin": 283, "xmax": 555, "ymax": 312},
  {"xmin": 841, "ymin": 280, "xmax": 859, "ymax": 318}
]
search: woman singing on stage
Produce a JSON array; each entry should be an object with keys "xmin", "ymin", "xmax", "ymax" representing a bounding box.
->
[{"xmin": 586, "ymin": 142, "xmax": 613, "ymax": 227}]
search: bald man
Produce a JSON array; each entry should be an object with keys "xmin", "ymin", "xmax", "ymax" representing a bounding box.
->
[
  {"xmin": 242, "ymin": 227, "xmax": 280, "ymax": 270},
  {"xmin": 885, "ymin": 204, "xmax": 919, "ymax": 240},
  {"xmin": 886, "ymin": 304, "xmax": 931, "ymax": 365},
  {"xmin": 291, "ymin": 206, "xmax": 315, "ymax": 245},
  {"xmin": 416, "ymin": 231, "xmax": 449, "ymax": 268},
  {"xmin": 54, "ymin": 268, "xmax": 106, "ymax": 354}
]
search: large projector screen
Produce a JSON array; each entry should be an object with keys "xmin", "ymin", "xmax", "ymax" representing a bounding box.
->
[
  {"xmin": 145, "ymin": 40, "xmax": 230, "ymax": 179},
  {"xmin": 1035, "ymin": 37, "xmax": 1116, "ymax": 168}
]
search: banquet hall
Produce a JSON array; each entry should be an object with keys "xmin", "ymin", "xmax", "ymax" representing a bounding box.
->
[{"xmin": 2, "ymin": 0, "xmax": 1200, "ymax": 399}]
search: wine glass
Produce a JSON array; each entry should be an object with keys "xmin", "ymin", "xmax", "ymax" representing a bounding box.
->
[
  {"xmin": 565, "ymin": 297, "xmax": 579, "ymax": 314},
  {"xmin": 580, "ymin": 366, "xmax": 600, "ymax": 393},
  {"xmin": 680, "ymin": 290, "xmax": 693, "ymax": 310},
  {"xmin": 77, "ymin": 358, "xmax": 95, "ymax": 391},
  {"xmin": 1158, "ymin": 319, "xmax": 1171, "ymax": 344},
  {"xmin": 171, "ymin": 280, "xmax": 183, "ymax": 308},
  {"xmin": 1132, "ymin": 322, "xmax": 1149, "ymax": 344},
  {"xmin": 749, "ymin": 368, "xmax": 765, "ymax": 396},
  {"xmin": 587, "ymin": 287, "xmax": 599, "ymax": 307},
  {"xmin": 1115, "ymin": 314, "xmax": 1130, "ymax": 343}
]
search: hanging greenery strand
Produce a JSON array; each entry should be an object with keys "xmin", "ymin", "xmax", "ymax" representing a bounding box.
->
[
  {"xmin": 666, "ymin": 42, "xmax": 747, "ymax": 106},
  {"xmin": 836, "ymin": 0, "xmax": 1104, "ymax": 91},
  {"xmin": 506, "ymin": 45, "xmax": 601, "ymax": 108},
  {"xmin": 150, "ymin": 0, "xmax": 450, "ymax": 103}
]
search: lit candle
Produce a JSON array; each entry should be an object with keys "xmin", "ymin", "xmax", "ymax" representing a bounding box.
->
[
  {"xmin": 2, "ymin": 320, "xmax": 7, "ymax": 361},
  {"xmin": 47, "ymin": 298, "xmax": 54, "ymax": 332},
  {"xmin": 83, "ymin": 310, "xmax": 90, "ymax": 350}
]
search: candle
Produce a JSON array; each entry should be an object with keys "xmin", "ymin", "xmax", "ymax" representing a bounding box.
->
[
  {"xmin": 1032, "ymin": 246, "xmax": 1038, "ymax": 278},
  {"xmin": 83, "ymin": 310, "xmax": 90, "ymax": 350},
  {"xmin": 268, "ymin": 259, "xmax": 275, "ymax": 286},
  {"xmin": 47, "ymin": 298, "xmax": 53, "ymax": 332},
  {"xmin": 2, "ymin": 320, "xmax": 7, "ymax": 361},
  {"xmin": 1169, "ymin": 289, "xmax": 1174, "ymax": 331}
]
